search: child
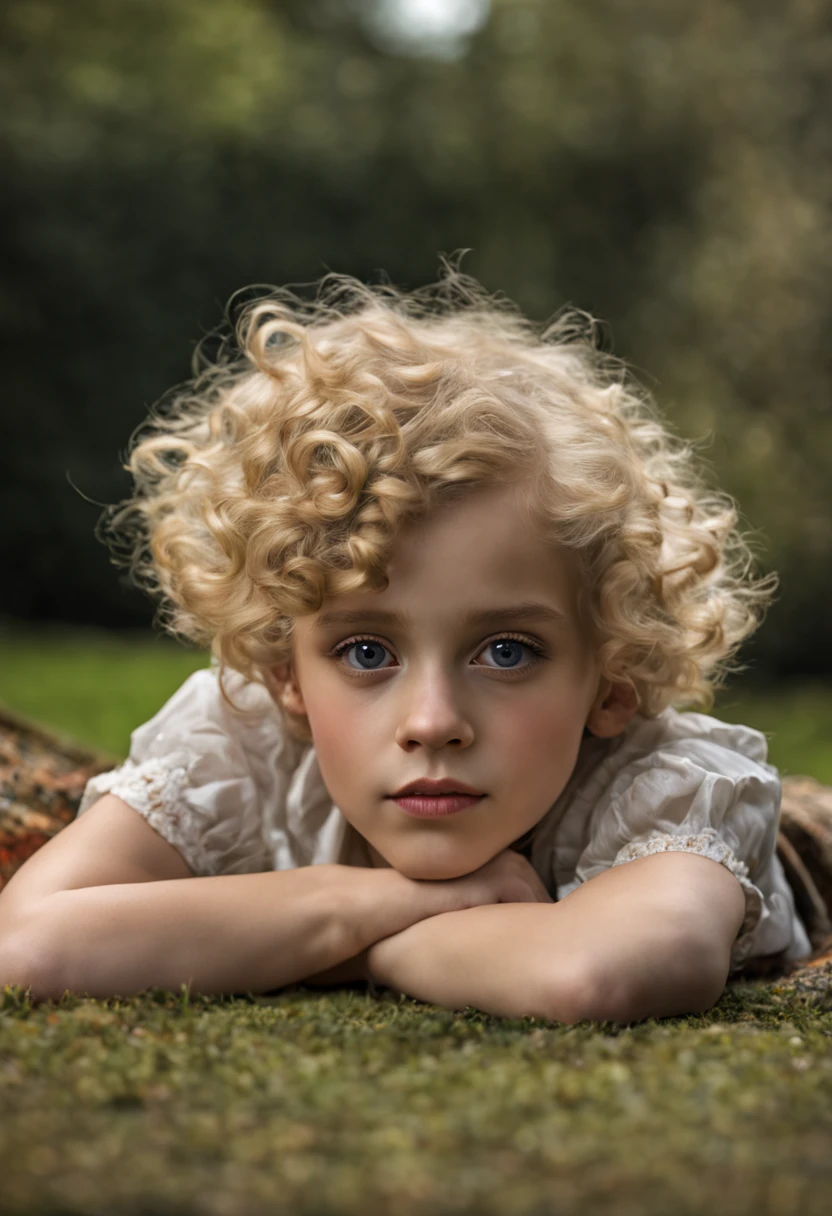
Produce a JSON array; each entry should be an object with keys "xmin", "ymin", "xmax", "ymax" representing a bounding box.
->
[{"xmin": 0, "ymin": 265, "xmax": 813, "ymax": 1022}]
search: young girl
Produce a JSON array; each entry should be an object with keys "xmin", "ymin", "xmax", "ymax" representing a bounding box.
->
[{"xmin": 0, "ymin": 267, "xmax": 813, "ymax": 1023}]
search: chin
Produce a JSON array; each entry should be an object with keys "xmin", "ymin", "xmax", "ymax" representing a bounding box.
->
[
  {"xmin": 385, "ymin": 846, "xmax": 490, "ymax": 884},
  {"xmin": 404, "ymin": 863, "xmax": 466, "ymax": 882}
]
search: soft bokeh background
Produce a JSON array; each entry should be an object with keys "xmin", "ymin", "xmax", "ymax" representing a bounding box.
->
[{"xmin": 1, "ymin": 0, "xmax": 830, "ymax": 775}]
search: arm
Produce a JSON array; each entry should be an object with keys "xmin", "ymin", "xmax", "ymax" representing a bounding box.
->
[
  {"xmin": 0, "ymin": 864, "xmax": 465, "ymax": 1003},
  {"xmin": 365, "ymin": 852, "xmax": 747, "ymax": 1023}
]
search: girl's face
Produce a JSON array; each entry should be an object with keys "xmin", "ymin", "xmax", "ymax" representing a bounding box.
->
[{"xmin": 269, "ymin": 481, "xmax": 635, "ymax": 879}]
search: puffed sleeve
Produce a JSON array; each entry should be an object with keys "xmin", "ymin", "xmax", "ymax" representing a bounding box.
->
[
  {"xmin": 75, "ymin": 667, "xmax": 274, "ymax": 877},
  {"xmin": 564, "ymin": 711, "xmax": 806, "ymax": 972}
]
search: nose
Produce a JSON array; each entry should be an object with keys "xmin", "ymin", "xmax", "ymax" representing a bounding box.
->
[{"xmin": 394, "ymin": 664, "xmax": 475, "ymax": 752}]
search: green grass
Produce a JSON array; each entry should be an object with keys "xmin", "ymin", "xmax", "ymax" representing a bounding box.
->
[
  {"xmin": 0, "ymin": 619, "xmax": 211, "ymax": 761},
  {"xmin": 1, "ymin": 618, "xmax": 831, "ymax": 781},
  {"xmin": 1, "ymin": 980, "xmax": 831, "ymax": 1216}
]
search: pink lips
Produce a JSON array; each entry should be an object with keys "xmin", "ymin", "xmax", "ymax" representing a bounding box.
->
[
  {"xmin": 391, "ymin": 794, "xmax": 485, "ymax": 817},
  {"xmin": 389, "ymin": 777, "xmax": 485, "ymax": 818},
  {"xmin": 391, "ymin": 778, "xmax": 484, "ymax": 798}
]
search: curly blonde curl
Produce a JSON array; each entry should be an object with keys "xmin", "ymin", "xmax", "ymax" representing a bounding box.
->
[{"xmin": 97, "ymin": 260, "xmax": 777, "ymax": 740}]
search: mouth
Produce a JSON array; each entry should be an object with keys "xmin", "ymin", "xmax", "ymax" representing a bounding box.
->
[
  {"xmin": 389, "ymin": 790, "xmax": 486, "ymax": 818},
  {"xmin": 390, "ymin": 779, "xmax": 484, "ymax": 798}
]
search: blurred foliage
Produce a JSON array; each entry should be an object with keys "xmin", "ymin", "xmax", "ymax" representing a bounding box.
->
[{"xmin": 1, "ymin": 0, "xmax": 830, "ymax": 678}]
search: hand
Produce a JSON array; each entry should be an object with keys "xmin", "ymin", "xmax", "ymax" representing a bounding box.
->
[
  {"xmin": 362, "ymin": 851, "xmax": 552, "ymax": 1001},
  {"xmin": 434, "ymin": 846, "xmax": 554, "ymax": 910},
  {"xmin": 304, "ymin": 849, "xmax": 552, "ymax": 990},
  {"xmin": 364, "ymin": 849, "xmax": 553, "ymax": 994}
]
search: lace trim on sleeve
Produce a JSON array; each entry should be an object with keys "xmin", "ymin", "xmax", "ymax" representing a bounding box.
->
[
  {"xmin": 611, "ymin": 827, "xmax": 765, "ymax": 971},
  {"xmin": 87, "ymin": 757, "xmax": 190, "ymax": 817},
  {"xmin": 80, "ymin": 756, "xmax": 207, "ymax": 874}
]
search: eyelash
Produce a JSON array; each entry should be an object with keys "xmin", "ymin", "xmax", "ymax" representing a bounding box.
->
[{"xmin": 328, "ymin": 632, "xmax": 547, "ymax": 677}]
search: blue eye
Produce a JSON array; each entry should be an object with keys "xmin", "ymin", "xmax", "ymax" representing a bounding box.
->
[
  {"xmin": 334, "ymin": 639, "xmax": 393, "ymax": 671},
  {"xmin": 484, "ymin": 639, "xmax": 528, "ymax": 668},
  {"xmin": 476, "ymin": 637, "xmax": 546, "ymax": 671}
]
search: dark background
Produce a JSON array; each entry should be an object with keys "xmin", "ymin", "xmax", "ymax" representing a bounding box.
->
[{"xmin": 2, "ymin": 0, "xmax": 830, "ymax": 683}]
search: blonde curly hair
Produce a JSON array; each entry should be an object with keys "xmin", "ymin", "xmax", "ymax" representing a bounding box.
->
[{"xmin": 98, "ymin": 262, "xmax": 777, "ymax": 741}]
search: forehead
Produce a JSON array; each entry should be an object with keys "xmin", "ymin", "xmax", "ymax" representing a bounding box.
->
[
  {"xmin": 311, "ymin": 481, "xmax": 584, "ymax": 630},
  {"xmin": 394, "ymin": 481, "xmax": 567, "ymax": 577}
]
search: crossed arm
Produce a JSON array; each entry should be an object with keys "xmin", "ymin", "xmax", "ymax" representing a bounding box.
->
[{"xmin": 309, "ymin": 852, "xmax": 747, "ymax": 1024}]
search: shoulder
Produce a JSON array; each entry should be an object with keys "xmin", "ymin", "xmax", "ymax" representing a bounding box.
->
[
  {"xmin": 623, "ymin": 707, "xmax": 772, "ymax": 769},
  {"xmin": 129, "ymin": 663, "xmax": 267, "ymax": 739},
  {"xmin": 78, "ymin": 662, "xmax": 311, "ymax": 822},
  {"xmin": 577, "ymin": 708, "xmax": 783, "ymax": 850},
  {"xmin": 76, "ymin": 663, "xmax": 310, "ymax": 876},
  {"xmin": 536, "ymin": 708, "xmax": 781, "ymax": 863},
  {"xmin": 554, "ymin": 708, "xmax": 775, "ymax": 822},
  {"xmin": 587, "ymin": 706, "xmax": 776, "ymax": 792},
  {"xmin": 126, "ymin": 662, "xmax": 307, "ymax": 775}
]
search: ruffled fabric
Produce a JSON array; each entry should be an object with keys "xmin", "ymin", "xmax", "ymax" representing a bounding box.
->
[
  {"xmin": 77, "ymin": 665, "xmax": 297, "ymax": 877},
  {"xmin": 77, "ymin": 661, "xmax": 370, "ymax": 877},
  {"xmin": 80, "ymin": 755, "xmax": 200, "ymax": 871}
]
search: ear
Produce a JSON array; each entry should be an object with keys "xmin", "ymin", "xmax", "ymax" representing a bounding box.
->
[
  {"xmin": 263, "ymin": 661, "xmax": 307, "ymax": 718},
  {"xmin": 585, "ymin": 678, "xmax": 640, "ymax": 739}
]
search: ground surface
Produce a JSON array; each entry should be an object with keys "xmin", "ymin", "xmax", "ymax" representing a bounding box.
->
[{"xmin": 2, "ymin": 966, "xmax": 832, "ymax": 1216}]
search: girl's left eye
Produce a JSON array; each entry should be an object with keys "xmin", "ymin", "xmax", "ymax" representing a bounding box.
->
[
  {"xmin": 329, "ymin": 634, "xmax": 546, "ymax": 674},
  {"xmin": 476, "ymin": 637, "xmax": 546, "ymax": 671}
]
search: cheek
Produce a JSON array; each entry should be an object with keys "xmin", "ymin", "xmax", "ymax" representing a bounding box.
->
[
  {"xmin": 300, "ymin": 680, "xmax": 368, "ymax": 790},
  {"xmin": 498, "ymin": 691, "xmax": 586, "ymax": 782},
  {"xmin": 304, "ymin": 688, "xmax": 348, "ymax": 748}
]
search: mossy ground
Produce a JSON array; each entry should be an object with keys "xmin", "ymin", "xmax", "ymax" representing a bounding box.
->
[{"xmin": 1, "ymin": 969, "xmax": 831, "ymax": 1216}]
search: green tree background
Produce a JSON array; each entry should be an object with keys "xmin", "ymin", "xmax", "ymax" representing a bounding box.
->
[{"xmin": 2, "ymin": 0, "xmax": 830, "ymax": 682}]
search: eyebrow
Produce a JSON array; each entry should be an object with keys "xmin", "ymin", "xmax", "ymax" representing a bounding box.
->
[{"xmin": 314, "ymin": 601, "xmax": 568, "ymax": 630}]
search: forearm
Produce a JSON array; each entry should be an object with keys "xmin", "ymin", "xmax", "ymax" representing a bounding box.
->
[
  {"xmin": 365, "ymin": 904, "xmax": 583, "ymax": 1021},
  {"xmin": 364, "ymin": 854, "xmax": 746, "ymax": 1024},
  {"xmin": 8, "ymin": 864, "xmax": 450, "ymax": 1003},
  {"xmin": 306, "ymin": 866, "xmax": 473, "ymax": 988},
  {"xmin": 554, "ymin": 852, "xmax": 744, "ymax": 1022}
]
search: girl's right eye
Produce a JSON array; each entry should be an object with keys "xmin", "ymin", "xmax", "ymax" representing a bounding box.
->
[{"xmin": 330, "ymin": 636, "xmax": 395, "ymax": 673}]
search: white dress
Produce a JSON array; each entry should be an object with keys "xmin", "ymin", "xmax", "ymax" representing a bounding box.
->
[{"xmin": 77, "ymin": 663, "xmax": 812, "ymax": 974}]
